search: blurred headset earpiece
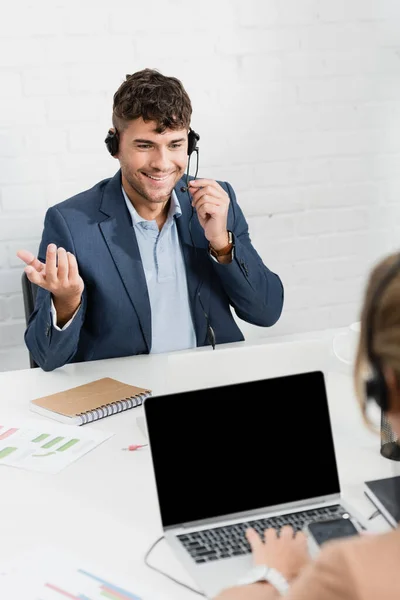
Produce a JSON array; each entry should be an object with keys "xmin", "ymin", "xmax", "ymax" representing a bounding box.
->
[{"xmin": 365, "ymin": 255, "xmax": 400, "ymax": 411}]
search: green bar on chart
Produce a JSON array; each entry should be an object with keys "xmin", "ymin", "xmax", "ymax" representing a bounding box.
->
[
  {"xmin": 0, "ymin": 447, "xmax": 17, "ymax": 459},
  {"xmin": 32, "ymin": 433, "xmax": 50, "ymax": 443},
  {"xmin": 57, "ymin": 439, "xmax": 80, "ymax": 452},
  {"xmin": 42, "ymin": 436, "xmax": 64, "ymax": 449}
]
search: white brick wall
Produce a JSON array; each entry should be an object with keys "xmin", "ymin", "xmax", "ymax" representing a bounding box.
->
[{"xmin": 1, "ymin": 0, "xmax": 400, "ymax": 371}]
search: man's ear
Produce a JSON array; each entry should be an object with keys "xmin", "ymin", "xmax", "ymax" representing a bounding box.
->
[{"xmin": 383, "ymin": 366, "xmax": 400, "ymax": 413}]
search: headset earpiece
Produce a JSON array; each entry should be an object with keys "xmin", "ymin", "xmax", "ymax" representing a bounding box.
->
[
  {"xmin": 188, "ymin": 128, "xmax": 200, "ymax": 156},
  {"xmin": 364, "ymin": 255, "xmax": 400, "ymax": 411},
  {"xmin": 365, "ymin": 363, "xmax": 388, "ymax": 412},
  {"xmin": 104, "ymin": 129, "xmax": 119, "ymax": 156}
]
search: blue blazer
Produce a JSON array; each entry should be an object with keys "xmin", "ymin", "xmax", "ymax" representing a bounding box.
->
[{"xmin": 25, "ymin": 171, "xmax": 284, "ymax": 371}]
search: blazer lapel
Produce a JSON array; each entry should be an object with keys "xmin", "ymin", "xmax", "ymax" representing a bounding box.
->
[{"xmin": 98, "ymin": 171, "xmax": 152, "ymax": 352}]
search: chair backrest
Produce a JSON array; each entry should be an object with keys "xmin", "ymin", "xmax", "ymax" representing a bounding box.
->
[{"xmin": 21, "ymin": 272, "xmax": 39, "ymax": 368}]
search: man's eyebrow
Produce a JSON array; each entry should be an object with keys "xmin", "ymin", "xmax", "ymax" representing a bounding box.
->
[{"xmin": 133, "ymin": 137, "xmax": 186, "ymax": 144}]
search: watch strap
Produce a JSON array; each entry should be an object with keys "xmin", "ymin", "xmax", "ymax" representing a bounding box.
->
[{"xmin": 209, "ymin": 231, "xmax": 233, "ymax": 258}]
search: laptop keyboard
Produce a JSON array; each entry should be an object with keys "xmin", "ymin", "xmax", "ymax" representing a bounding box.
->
[{"xmin": 177, "ymin": 504, "xmax": 346, "ymax": 563}]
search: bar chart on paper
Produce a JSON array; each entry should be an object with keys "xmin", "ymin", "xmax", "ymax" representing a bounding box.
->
[
  {"xmin": 34, "ymin": 567, "xmax": 142, "ymax": 600},
  {"xmin": 0, "ymin": 548, "xmax": 156, "ymax": 600},
  {"xmin": 0, "ymin": 420, "xmax": 113, "ymax": 473}
]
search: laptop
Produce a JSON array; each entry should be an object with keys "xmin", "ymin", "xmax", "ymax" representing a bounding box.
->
[{"xmin": 143, "ymin": 370, "xmax": 366, "ymax": 598}]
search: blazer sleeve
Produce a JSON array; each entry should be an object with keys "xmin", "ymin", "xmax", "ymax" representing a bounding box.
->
[
  {"xmin": 24, "ymin": 206, "xmax": 87, "ymax": 372},
  {"xmin": 286, "ymin": 542, "xmax": 357, "ymax": 600},
  {"xmin": 210, "ymin": 182, "xmax": 284, "ymax": 327}
]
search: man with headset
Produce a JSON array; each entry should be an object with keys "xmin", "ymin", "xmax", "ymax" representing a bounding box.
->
[{"xmin": 17, "ymin": 68, "xmax": 284, "ymax": 371}]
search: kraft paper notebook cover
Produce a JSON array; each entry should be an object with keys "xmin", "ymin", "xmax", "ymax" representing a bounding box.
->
[{"xmin": 29, "ymin": 377, "xmax": 152, "ymax": 426}]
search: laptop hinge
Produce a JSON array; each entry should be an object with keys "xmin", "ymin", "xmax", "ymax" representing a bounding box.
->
[{"xmin": 164, "ymin": 493, "xmax": 342, "ymax": 532}]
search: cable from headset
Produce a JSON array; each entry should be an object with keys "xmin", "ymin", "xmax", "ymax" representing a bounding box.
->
[
  {"xmin": 144, "ymin": 536, "xmax": 206, "ymax": 597},
  {"xmin": 183, "ymin": 149, "xmax": 216, "ymax": 351}
]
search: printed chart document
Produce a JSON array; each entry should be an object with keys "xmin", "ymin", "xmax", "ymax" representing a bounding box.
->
[
  {"xmin": 0, "ymin": 419, "xmax": 113, "ymax": 474},
  {"xmin": 0, "ymin": 546, "xmax": 161, "ymax": 600}
]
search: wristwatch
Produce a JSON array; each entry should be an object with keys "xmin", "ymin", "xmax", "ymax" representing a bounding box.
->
[
  {"xmin": 237, "ymin": 565, "xmax": 289, "ymax": 596},
  {"xmin": 209, "ymin": 230, "xmax": 234, "ymax": 259}
]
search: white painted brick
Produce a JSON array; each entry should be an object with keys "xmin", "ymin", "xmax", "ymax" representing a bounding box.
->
[
  {"xmin": 239, "ymin": 188, "xmax": 303, "ymax": 217},
  {"xmin": 203, "ymin": 165, "xmax": 254, "ymax": 193},
  {"xmin": 298, "ymin": 76, "xmax": 400, "ymax": 105},
  {"xmin": 0, "ymin": 346, "xmax": 30, "ymax": 372},
  {"xmin": 0, "ymin": 38, "xmax": 46, "ymax": 67},
  {"xmin": 296, "ymin": 210, "xmax": 337, "ymax": 235},
  {"xmin": 0, "ymin": 97, "xmax": 46, "ymax": 127},
  {"xmin": 277, "ymin": 0, "xmax": 319, "ymax": 24},
  {"xmin": 0, "ymin": 130, "xmax": 25, "ymax": 157},
  {"xmin": 111, "ymin": 0, "xmax": 235, "ymax": 32},
  {"xmin": 24, "ymin": 127, "xmax": 68, "ymax": 155},
  {"xmin": 61, "ymin": 7, "xmax": 109, "ymax": 34},
  {"xmin": 329, "ymin": 157, "xmax": 384, "ymax": 183},
  {"xmin": 44, "ymin": 182, "xmax": 88, "ymax": 208},
  {"xmin": 46, "ymin": 95, "xmax": 109, "ymax": 123},
  {"xmin": 266, "ymin": 237, "xmax": 319, "ymax": 263},
  {"xmin": 273, "ymin": 307, "xmax": 331, "ymax": 334},
  {"xmin": 0, "ymin": 72, "xmax": 22, "ymax": 97},
  {"xmin": 317, "ymin": 0, "xmax": 400, "ymax": 22},
  {"xmin": 316, "ymin": 232, "xmax": 370, "ymax": 259},
  {"xmin": 0, "ymin": 270, "xmax": 25, "ymax": 294},
  {"xmin": 8, "ymin": 240, "xmax": 41, "ymax": 268},
  {"xmin": 0, "ymin": 156, "xmax": 60, "ymax": 184},
  {"xmin": 2, "ymin": 5, "xmax": 64, "ymax": 36},
  {"xmin": 67, "ymin": 65, "xmax": 130, "ymax": 94},
  {"xmin": 297, "ymin": 77, "xmax": 376, "ymax": 104},
  {"xmin": 252, "ymin": 161, "xmax": 296, "ymax": 187},
  {"xmin": 284, "ymin": 50, "xmax": 400, "ymax": 78},
  {"xmin": 0, "ymin": 217, "xmax": 44, "ymax": 243},
  {"xmin": 22, "ymin": 68, "xmax": 69, "ymax": 96},
  {"xmin": 313, "ymin": 104, "xmax": 393, "ymax": 132},
  {"xmin": 1, "ymin": 185, "xmax": 47, "ymax": 213},
  {"xmin": 302, "ymin": 182, "xmax": 384, "ymax": 209},
  {"xmin": 238, "ymin": 55, "xmax": 283, "ymax": 82},
  {"xmin": 0, "ymin": 321, "xmax": 26, "ymax": 348},
  {"xmin": 56, "ymin": 152, "xmax": 116, "ymax": 185},
  {"xmin": 217, "ymin": 28, "xmax": 300, "ymax": 55},
  {"xmin": 67, "ymin": 126, "xmax": 109, "ymax": 152},
  {"xmin": 0, "ymin": 297, "xmax": 6, "ymax": 321},
  {"xmin": 0, "ymin": 244, "xmax": 7, "ymax": 268},
  {"xmin": 42, "ymin": 36, "xmax": 135, "ymax": 67},
  {"xmin": 5, "ymin": 295, "xmax": 25, "ymax": 320},
  {"xmin": 247, "ymin": 214, "xmax": 295, "ymax": 241},
  {"xmin": 298, "ymin": 23, "xmax": 381, "ymax": 51},
  {"xmin": 328, "ymin": 303, "xmax": 361, "ymax": 328},
  {"xmin": 233, "ymin": 0, "xmax": 280, "ymax": 27}
]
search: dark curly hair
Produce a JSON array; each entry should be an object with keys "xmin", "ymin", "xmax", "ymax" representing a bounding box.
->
[{"xmin": 112, "ymin": 68, "xmax": 192, "ymax": 133}]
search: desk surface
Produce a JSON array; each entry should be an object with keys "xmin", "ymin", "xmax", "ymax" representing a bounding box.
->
[{"xmin": 1, "ymin": 332, "xmax": 399, "ymax": 599}]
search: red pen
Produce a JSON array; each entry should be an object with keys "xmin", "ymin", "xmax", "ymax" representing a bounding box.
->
[{"xmin": 122, "ymin": 443, "xmax": 148, "ymax": 451}]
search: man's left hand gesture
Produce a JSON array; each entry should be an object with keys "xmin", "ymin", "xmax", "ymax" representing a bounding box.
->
[{"xmin": 189, "ymin": 179, "xmax": 230, "ymax": 250}]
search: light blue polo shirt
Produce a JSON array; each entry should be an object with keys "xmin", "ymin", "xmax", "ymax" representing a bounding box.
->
[{"xmin": 122, "ymin": 186, "xmax": 197, "ymax": 354}]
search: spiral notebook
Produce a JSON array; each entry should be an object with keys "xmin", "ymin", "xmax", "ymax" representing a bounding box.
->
[{"xmin": 29, "ymin": 377, "xmax": 152, "ymax": 425}]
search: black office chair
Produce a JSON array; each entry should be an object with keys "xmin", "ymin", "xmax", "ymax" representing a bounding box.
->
[{"xmin": 21, "ymin": 271, "xmax": 39, "ymax": 368}]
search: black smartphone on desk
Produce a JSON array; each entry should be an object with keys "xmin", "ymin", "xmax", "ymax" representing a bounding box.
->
[{"xmin": 306, "ymin": 516, "xmax": 361, "ymax": 554}]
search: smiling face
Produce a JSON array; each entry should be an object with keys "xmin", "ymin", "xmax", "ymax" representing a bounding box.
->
[{"xmin": 116, "ymin": 118, "xmax": 188, "ymax": 212}]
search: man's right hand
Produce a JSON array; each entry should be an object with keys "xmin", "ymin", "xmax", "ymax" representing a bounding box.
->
[{"xmin": 17, "ymin": 244, "xmax": 84, "ymax": 327}]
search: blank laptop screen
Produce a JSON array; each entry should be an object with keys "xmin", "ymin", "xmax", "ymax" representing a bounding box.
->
[{"xmin": 144, "ymin": 371, "xmax": 341, "ymax": 528}]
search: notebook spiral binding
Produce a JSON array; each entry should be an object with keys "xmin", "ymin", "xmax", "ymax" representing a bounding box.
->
[{"xmin": 76, "ymin": 392, "xmax": 151, "ymax": 425}]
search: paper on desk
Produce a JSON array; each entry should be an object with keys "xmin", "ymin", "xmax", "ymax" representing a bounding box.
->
[
  {"xmin": 0, "ymin": 418, "xmax": 113, "ymax": 474},
  {"xmin": 0, "ymin": 545, "xmax": 160, "ymax": 600}
]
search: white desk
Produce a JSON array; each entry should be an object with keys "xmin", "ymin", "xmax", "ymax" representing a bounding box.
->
[{"xmin": 0, "ymin": 332, "xmax": 399, "ymax": 599}]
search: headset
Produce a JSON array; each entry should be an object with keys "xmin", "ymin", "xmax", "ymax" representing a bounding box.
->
[
  {"xmin": 104, "ymin": 127, "xmax": 200, "ymax": 158},
  {"xmin": 365, "ymin": 255, "xmax": 400, "ymax": 412}
]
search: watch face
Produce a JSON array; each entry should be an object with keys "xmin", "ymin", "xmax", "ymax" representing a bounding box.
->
[{"xmin": 237, "ymin": 565, "xmax": 268, "ymax": 585}]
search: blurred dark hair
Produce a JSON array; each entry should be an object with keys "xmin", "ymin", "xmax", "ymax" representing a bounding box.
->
[{"xmin": 112, "ymin": 68, "xmax": 192, "ymax": 133}]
